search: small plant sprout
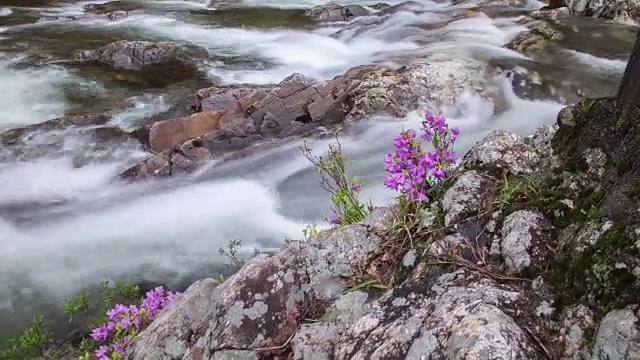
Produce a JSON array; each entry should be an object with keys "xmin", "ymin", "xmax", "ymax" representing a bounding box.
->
[
  {"xmin": 219, "ymin": 238, "xmax": 245, "ymax": 269},
  {"xmin": 301, "ymin": 129, "xmax": 372, "ymax": 226},
  {"xmin": 578, "ymin": 98, "xmax": 596, "ymax": 115},
  {"xmin": 495, "ymin": 173, "xmax": 540, "ymax": 210}
]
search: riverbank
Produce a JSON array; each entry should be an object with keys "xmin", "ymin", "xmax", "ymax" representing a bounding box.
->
[{"xmin": 0, "ymin": 0, "xmax": 639, "ymax": 356}]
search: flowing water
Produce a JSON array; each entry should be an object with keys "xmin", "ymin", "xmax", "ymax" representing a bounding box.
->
[{"xmin": 0, "ymin": 0, "xmax": 635, "ymax": 340}]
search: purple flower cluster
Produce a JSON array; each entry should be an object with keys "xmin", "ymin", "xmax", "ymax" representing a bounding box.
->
[
  {"xmin": 327, "ymin": 212, "xmax": 341, "ymax": 225},
  {"xmin": 384, "ymin": 111, "xmax": 459, "ymax": 201},
  {"xmin": 90, "ymin": 286, "xmax": 181, "ymax": 359}
]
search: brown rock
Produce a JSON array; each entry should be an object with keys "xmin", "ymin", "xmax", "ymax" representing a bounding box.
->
[
  {"xmin": 119, "ymin": 153, "xmax": 172, "ymax": 180},
  {"xmin": 370, "ymin": 2, "xmax": 391, "ymax": 10},
  {"xmin": 191, "ymin": 85, "xmax": 272, "ymax": 112},
  {"xmin": 541, "ymin": 0, "xmax": 567, "ymax": 9},
  {"xmin": 0, "ymin": 113, "xmax": 112, "ymax": 147},
  {"xmin": 373, "ymin": 1, "xmax": 422, "ymax": 16},
  {"xmin": 147, "ymin": 110, "xmax": 226, "ymax": 153},
  {"xmin": 119, "ymin": 143, "xmax": 213, "ymax": 181},
  {"xmin": 105, "ymin": 11, "xmax": 128, "ymax": 21},
  {"xmin": 172, "ymin": 147, "xmax": 213, "ymax": 173},
  {"xmin": 506, "ymin": 20, "xmax": 564, "ymax": 59}
]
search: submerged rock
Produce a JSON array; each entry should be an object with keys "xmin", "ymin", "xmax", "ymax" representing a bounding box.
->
[
  {"xmin": 76, "ymin": 41, "xmax": 179, "ymax": 71},
  {"xmin": 83, "ymin": 1, "xmax": 141, "ymax": 14},
  {"xmin": 305, "ymin": 4, "xmax": 373, "ymax": 22},
  {"xmin": 0, "ymin": 113, "xmax": 141, "ymax": 164},
  {"xmin": 506, "ymin": 19, "xmax": 564, "ymax": 59}
]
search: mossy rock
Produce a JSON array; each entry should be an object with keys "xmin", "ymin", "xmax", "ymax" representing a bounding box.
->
[
  {"xmin": 69, "ymin": 60, "xmax": 206, "ymax": 90},
  {"xmin": 545, "ymin": 222, "xmax": 640, "ymax": 315}
]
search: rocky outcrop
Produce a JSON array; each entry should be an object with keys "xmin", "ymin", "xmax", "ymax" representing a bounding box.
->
[
  {"xmin": 34, "ymin": 1, "xmax": 134, "ymax": 22},
  {"xmin": 125, "ymin": 207, "xmax": 397, "ymax": 358},
  {"xmin": 122, "ymin": 60, "xmax": 496, "ymax": 180},
  {"xmin": 123, "ymin": 29, "xmax": 640, "ymax": 360},
  {"xmin": 75, "ymin": 41, "xmax": 180, "ymax": 71},
  {"xmin": 124, "ymin": 117, "xmax": 640, "ymax": 358},
  {"xmin": 565, "ymin": 0, "xmax": 640, "ymax": 24}
]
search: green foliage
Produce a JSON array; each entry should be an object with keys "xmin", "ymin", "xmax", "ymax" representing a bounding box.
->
[
  {"xmin": 64, "ymin": 280, "xmax": 140, "ymax": 324},
  {"xmin": 578, "ymin": 98, "xmax": 596, "ymax": 115},
  {"xmin": 615, "ymin": 158, "xmax": 631, "ymax": 175},
  {"xmin": 64, "ymin": 291, "xmax": 90, "ymax": 319},
  {"xmin": 495, "ymin": 173, "xmax": 541, "ymax": 210},
  {"xmin": 219, "ymin": 238, "xmax": 245, "ymax": 269},
  {"xmin": 285, "ymin": 223, "xmax": 320, "ymax": 247},
  {"xmin": 62, "ymin": 280, "xmax": 142, "ymax": 356},
  {"xmin": 301, "ymin": 130, "xmax": 372, "ymax": 226},
  {"xmin": 213, "ymin": 274, "xmax": 227, "ymax": 285},
  {"xmin": 218, "ymin": 239, "xmax": 265, "ymax": 272},
  {"xmin": 1, "ymin": 280, "xmax": 142, "ymax": 359},
  {"xmin": 0, "ymin": 315, "xmax": 51, "ymax": 359},
  {"xmin": 302, "ymin": 223, "xmax": 319, "ymax": 240}
]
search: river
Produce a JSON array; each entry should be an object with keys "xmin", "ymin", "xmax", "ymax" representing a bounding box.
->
[{"xmin": 0, "ymin": 0, "xmax": 634, "ymax": 341}]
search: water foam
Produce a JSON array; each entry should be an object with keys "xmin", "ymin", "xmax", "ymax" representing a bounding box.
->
[
  {"xmin": 0, "ymin": 179, "xmax": 304, "ymax": 294},
  {"xmin": 237, "ymin": 0, "xmax": 414, "ymax": 9},
  {"xmin": 0, "ymin": 60, "xmax": 70, "ymax": 129},
  {"xmin": 568, "ymin": 49, "xmax": 628, "ymax": 73},
  {"xmin": 0, "ymin": 158, "xmax": 129, "ymax": 205},
  {"xmin": 109, "ymin": 95, "xmax": 172, "ymax": 130},
  {"xmin": 73, "ymin": 12, "xmax": 419, "ymax": 84}
]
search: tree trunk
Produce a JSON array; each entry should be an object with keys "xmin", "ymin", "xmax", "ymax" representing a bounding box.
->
[{"xmin": 617, "ymin": 30, "xmax": 640, "ymax": 119}]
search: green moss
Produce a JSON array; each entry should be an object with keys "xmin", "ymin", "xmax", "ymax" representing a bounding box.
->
[
  {"xmin": 526, "ymin": 185, "xmax": 604, "ymax": 230},
  {"xmin": 629, "ymin": 184, "xmax": 640, "ymax": 201},
  {"xmin": 617, "ymin": 115, "xmax": 632, "ymax": 132},
  {"xmin": 615, "ymin": 158, "xmax": 632, "ymax": 175},
  {"xmin": 552, "ymin": 129, "xmax": 580, "ymax": 159},
  {"xmin": 545, "ymin": 222, "xmax": 640, "ymax": 315},
  {"xmin": 582, "ymin": 326, "xmax": 597, "ymax": 347},
  {"xmin": 566, "ymin": 157, "xmax": 590, "ymax": 173}
]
